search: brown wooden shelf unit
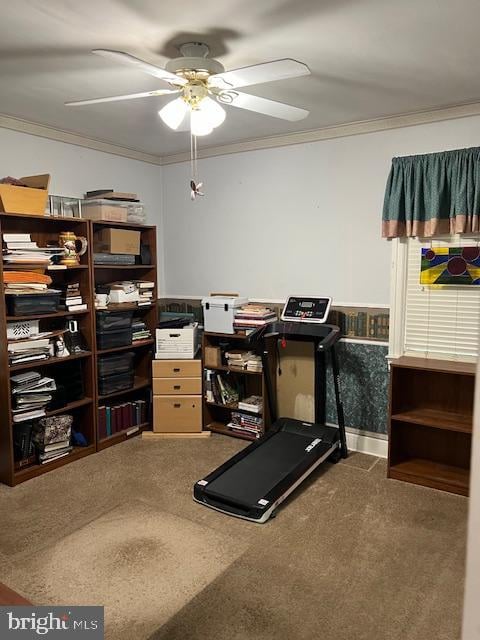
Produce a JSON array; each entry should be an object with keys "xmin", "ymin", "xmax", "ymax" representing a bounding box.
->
[
  {"xmin": 91, "ymin": 219, "xmax": 157, "ymax": 450},
  {"xmin": 202, "ymin": 331, "xmax": 277, "ymax": 441},
  {"xmin": 0, "ymin": 212, "xmax": 157, "ymax": 485},
  {"xmin": 388, "ymin": 356, "xmax": 474, "ymax": 496}
]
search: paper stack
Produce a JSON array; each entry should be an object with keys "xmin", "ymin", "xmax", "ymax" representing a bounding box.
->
[
  {"xmin": 10, "ymin": 372, "xmax": 56, "ymax": 422},
  {"xmin": 3, "ymin": 233, "xmax": 64, "ymax": 268},
  {"xmin": 225, "ymin": 350, "xmax": 253, "ymax": 370},
  {"xmin": 132, "ymin": 317, "xmax": 151, "ymax": 342},
  {"xmin": 233, "ymin": 304, "xmax": 277, "ymax": 330}
]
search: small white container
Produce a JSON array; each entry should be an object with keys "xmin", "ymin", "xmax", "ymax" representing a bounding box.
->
[
  {"xmin": 201, "ymin": 296, "xmax": 248, "ymax": 334},
  {"xmin": 156, "ymin": 323, "xmax": 199, "ymax": 359}
]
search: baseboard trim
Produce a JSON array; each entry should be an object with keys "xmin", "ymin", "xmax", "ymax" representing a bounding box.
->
[{"xmin": 326, "ymin": 423, "xmax": 388, "ymax": 458}]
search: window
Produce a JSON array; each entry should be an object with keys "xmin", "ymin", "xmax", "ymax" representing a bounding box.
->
[{"xmin": 403, "ymin": 236, "xmax": 480, "ymax": 361}]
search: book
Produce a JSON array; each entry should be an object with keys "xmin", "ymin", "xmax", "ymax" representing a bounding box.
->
[
  {"xmin": 65, "ymin": 304, "xmax": 87, "ymax": 312},
  {"xmin": 39, "ymin": 450, "xmax": 72, "ymax": 464},
  {"xmin": 12, "ymin": 408, "xmax": 46, "ymax": 422},
  {"xmin": 3, "ymin": 233, "xmax": 31, "ymax": 243}
]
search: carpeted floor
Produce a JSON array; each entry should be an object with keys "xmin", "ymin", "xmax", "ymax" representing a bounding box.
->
[{"xmin": 0, "ymin": 436, "xmax": 468, "ymax": 640}]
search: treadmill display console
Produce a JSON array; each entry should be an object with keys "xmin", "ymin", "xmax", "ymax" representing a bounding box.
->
[{"xmin": 281, "ymin": 296, "xmax": 332, "ymax": 323}]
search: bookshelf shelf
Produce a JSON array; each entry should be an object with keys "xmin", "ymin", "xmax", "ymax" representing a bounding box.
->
[
  {"xmin": 13, "ymin": 445, "xmax": 96, "ymax": 484},
  {"xmin": 94, "ymin": 264, "xmax": 155, "ymax": 270},
  {"xmin": 97, "ymin": 421, "xmax": 150, "ymax": 450},
  {"xmin": 202, "ymin": 332, "xmax": 276, "ymax": 441},
  {"xmin": 97, "ymin": 338, "xmax": 154, "ymax": 356},
  {"xmin": 206, "ymin": 421, "xmax": 257, "ymax": 442},
  {"xmin": 9, "ymin": 350, "xmax": 92, "ymax": 372},
  {"xmin": 10, "ymin": 397, "xmax": 93, "ymax": 425},
  {"xmin": 6, "ymin": 309, "xmax": 89, "ymax": 321},
  {"xmin": 206, "ymin": 364, "xmax": 262, "ymax": 376}
]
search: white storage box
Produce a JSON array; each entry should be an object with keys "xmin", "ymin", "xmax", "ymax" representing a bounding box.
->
[
  {"xmin": 201, "ymin": 296, "xmax": 248, "ymax": 334},
  {"xmin": 156, "ymin": 323, "xmax": 199, "ymax": 359},
  {"xmin": 7, "ymin": 319, "xmax": 40, "ymax": 340}
]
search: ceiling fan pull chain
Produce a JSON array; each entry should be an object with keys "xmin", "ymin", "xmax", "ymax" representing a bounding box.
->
[{"xmin": 189, "ymin": 131, "xmax": 204, "ymax": 201}]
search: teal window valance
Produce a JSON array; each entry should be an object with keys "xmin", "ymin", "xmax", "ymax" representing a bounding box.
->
[{"xmin": 382, "ymin": 147, "xmax": 480, "ymax": 238}]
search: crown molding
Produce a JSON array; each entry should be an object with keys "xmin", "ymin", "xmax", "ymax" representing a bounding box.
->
[
  {"xmin": 2, "ymin": 99, "xmax": 480, "ymax": 168},
  {"xmin": 160, "ymin": 100, "xmax": 480, "ymax": 165},
  {"xmin": 0, "ymin": 114, "xmax": 163, "ymax": 165}
]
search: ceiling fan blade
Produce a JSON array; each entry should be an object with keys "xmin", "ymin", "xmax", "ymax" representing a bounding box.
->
[
  {"xmin": 209, "ymin": 59, "xmax": 310, "ymax": 90},
  {"xmin": 92, "ymin": 49, "xmax": 187, "ymax": 86},
  {"xmin": 225, "ymin": 91, "xmax": 309, "ymax": 121},
  {"xmin": 65, "ymin": 89, "xmax": 179, "ymax": 106}
]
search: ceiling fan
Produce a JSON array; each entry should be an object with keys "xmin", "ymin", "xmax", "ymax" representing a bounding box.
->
[{"xmin": 65, "ymin": 43, "xmax": 311, "ymax": 136}]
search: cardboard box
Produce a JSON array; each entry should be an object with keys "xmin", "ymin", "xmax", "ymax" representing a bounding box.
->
[
  {"xmin": 82, "ymin": 199, "xmax": 128, "ymax": 222},
  {"xmin": 152, "ymin": 359, "xmax": 201, "ymax": 378},
  {"xmin": 0, "ymin": 174, "xmax": 50, "ymax": 215},
  {"xmin": 204, "ymin": 345, "xmax": 222, "ymax": 368},
  {"xmin": 153, "ymin": 395, "xmax": 202, "ymax": 432},
  {"xmin": 94, "ymin": 228, "xmax": 141, "ymax": 255}
]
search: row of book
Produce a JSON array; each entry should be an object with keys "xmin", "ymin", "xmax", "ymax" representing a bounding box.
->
[
  {"xmin": 233, "ymin": 303, "xmax": 277, "ymax": 330},
  {"xmin": 333, "ymin": 310, "xmax": 390, "ymax": 340},
  {"xmin": 204, "ymin": 370, "xmax": 240, "ymax": 406},
  {"xmin": 98, "ymin": 399, "xmax": 148, "ymax": 438},
  {"xmin": 14, "ymin": 414, "xmax": 74, "ymax": 467},
  {"xmin": 228, "ymin": 411, "xmax": 264, "ymax": 439}
]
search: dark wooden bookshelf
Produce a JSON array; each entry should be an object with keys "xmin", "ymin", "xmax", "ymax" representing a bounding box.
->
[
  {"xmin": 388, "ymin": 356, "xmax": 474, "ymax": 496},
  {"xmin": 202, "ymin": 331, "xmax": 276, "ymax": 442},
  {"xmin": 90, "ymin": 219, "xmax": 157, "ymax": 450},
  {"xmin": 0, "ymin": 212, "xmax": 158, "ymax": 484},
  {"xmin": 0, "ymin": 213, "xmax": 96, "ymax": 486}
]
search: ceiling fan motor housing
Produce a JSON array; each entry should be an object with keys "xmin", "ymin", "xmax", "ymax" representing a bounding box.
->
[{"xmin": 166, "ymin": 42, "xmax": 225, "ymax": 79}]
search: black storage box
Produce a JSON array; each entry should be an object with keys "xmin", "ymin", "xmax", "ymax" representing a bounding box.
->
[
  {"xmin": 98, "ymin": 351, "xmax": 134, "ymax": 377},
  {"xmin": 6, "ymin": 291, "xmax": 61, "ymax": 316},
  {"xmin": 98, "ymin": 370, "xmax": 134, "ymax": 396},
  {"xmin": 97, "ymin": 328, "xmax": 132, "ymax": 350},
  {"xmin": 96, "ymin": 309, "xmax": 134, "ymax": 331}
]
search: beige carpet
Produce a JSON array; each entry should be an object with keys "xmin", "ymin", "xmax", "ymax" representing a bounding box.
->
[{"xmin": 0, "ymin": 436, "xmax": 468, "ymax": 640}]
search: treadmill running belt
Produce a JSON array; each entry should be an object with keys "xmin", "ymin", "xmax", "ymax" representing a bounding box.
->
[{"xmin": 206, "ymin": 432, "xmax": 330, "ymax": 505}]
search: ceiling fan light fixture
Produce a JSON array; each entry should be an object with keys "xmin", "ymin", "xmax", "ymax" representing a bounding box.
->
[
  {"xmin": 199, "ymin": 97, "xmax": 226, "ymax": 129},
  {"xmin": 158, "ymin": 97, "xmax": 189, "ymax": 130},
  {"xmin": 190, "ymin": 108, "xmax": 214, "ymax": 136}
]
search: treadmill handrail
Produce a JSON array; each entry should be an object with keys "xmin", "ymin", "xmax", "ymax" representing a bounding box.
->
[{"xmin": 316, "ymin": 326, "xmax": 340, "ymax": 351}]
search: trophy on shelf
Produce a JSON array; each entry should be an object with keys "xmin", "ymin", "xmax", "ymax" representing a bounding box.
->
[{"xmin": 58, "ymin": 231, "xmax": 88, "ymax": 267}]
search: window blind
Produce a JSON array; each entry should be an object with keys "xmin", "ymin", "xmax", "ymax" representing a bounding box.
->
[{"xmin": 404, "ymin": 236, "xmax": 480, "ymax": 361}]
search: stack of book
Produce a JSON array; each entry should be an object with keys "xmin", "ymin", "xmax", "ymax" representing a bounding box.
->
[
  {"xmin": 132, "ymin": 317, "xmax": 151, "ymax": 342},
  {"xmin": 233, "ymin": 304, "xmax": 277, "ymax": 330},
  {"xmin": 238, "ymin": 395, "xmax": 263, "ymax": 414},
  {"xmin": 225, "ymin": 350, "xmax": 253, "ymax": 370},
  {"xmin": 59, "ymin": 282, "xmax": 87, "ymax": 312},
  {"xmin": 135, "ymin": 281, "xmax": 154, "ymax": 307},
  {"xmin": 31, "ymin": 414, "xmax": 73, "ymax": 464},
  {"xmin": 204, "ymin": 370, "xmax": 240, "ymax": 406},
  {"xmin": 228, "ymin": 411, "xmax": 264, "ymax": 438},
  {"xmin": 8, "ymin": 337, "xmax": 52, "ymax": 367},
  {"xmin": 3, "ymin": 270, "xmax": 55, "ymax": 297},
  {"xmin": 2, "ymin": 233, "xmax": 64, "ymax": 268},
  {"xmin": 98, "ymin": 399, "xmax": 147, "ymax": 438},
  {"xmin": 10, "ymin": 372, "xmax": 56, "ymax": 422},
  {"xmin": 246, "ymin": 354, "xmax": 263, "ymax": 373}
]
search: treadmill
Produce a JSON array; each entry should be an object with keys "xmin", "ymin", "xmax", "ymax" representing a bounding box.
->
[{"xmin": 194, "ymin": 296, "xmax": 348, "ymax": 523}]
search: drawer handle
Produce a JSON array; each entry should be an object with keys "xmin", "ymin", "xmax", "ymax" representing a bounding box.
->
[
  {"xmin": 173, "ymin": 368, "xmax": 180, "ymax": 372},
  {"xmin": 174, "ymin": 403, "xmax": 181, "ymax": 408},
  {"xmin": 174, "ymin": 385, "xmax": 181, "ymax": 390}
]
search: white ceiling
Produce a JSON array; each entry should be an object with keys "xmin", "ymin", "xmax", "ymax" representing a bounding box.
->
[{"xmin": 2, "ymin": 0, "xmax": 480, "ymax": 158}]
